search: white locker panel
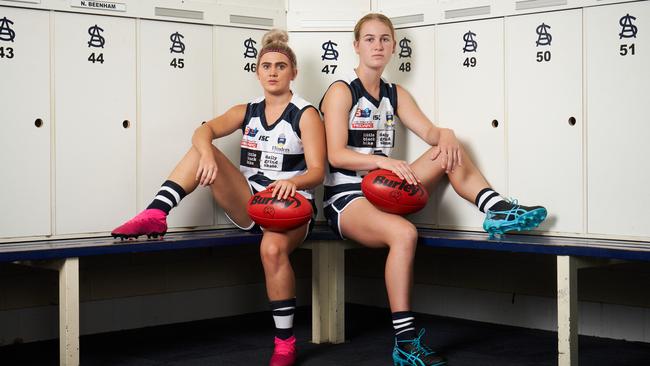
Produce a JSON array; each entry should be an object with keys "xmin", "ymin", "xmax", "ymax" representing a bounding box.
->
[
  {"xmin": 290, "ymin": 32, "xmax": 356, "ymax": 221},
  {"xmin": 585, "ymin": 2, "xmax": 650, "ymax": 239},
  {"xmin": 213, "ymin": 27, "xmax": 266, "ymax": 225},
  {"xmin": 140, "ymin": 20, "xmax": 214, "ymax": 229},
  {"xmin": 290, "ymin": 32, "xmax": 356, "ymax": 110},
  {"xmin": 506, "ymin": 9, "xmax": 583, "ymax": 234},
  {"xmin": 0, "ymin": 7, "xmax": 51, "ymax": 238},
  {"xmin": 382, "ymin": 27, "xmax": 438, "ymax": 226},
  {"xmin": 435, "ymin": 18, "xmax": 505, "ymax": 231},
  {"xmin": 54, "ymin": 13, "xmax": 136, "ymax": 234},
  {"xmin": 287, "ymin": 0, "xmax": 369, "ymax": 31}
]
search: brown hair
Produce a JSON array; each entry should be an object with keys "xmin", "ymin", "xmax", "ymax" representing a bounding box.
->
[
  {"xmin": 353, "ymin": 13, "xmax": 396, "ymax": 42},
  {"xmin": 257, "ymin": 29, "xmax": 297, "ymax": 69}
]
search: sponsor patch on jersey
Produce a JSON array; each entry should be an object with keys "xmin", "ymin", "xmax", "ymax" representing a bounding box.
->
[
  {"xmin": 244, "ymin": 126, "xmax": 259, "ymax": 137},
  {"xmin": 241, "ymin": 139, "xmax": 258, "ymax": 148},
  {"xmin": 385, "ymin": 113, "xmax": 395, "ymax": 127},
  {"xmin": 355, "ymin": 107, "xmax": 372, "ymax": 118},
  {"xmin": 377, "ymin": 130, "xmax": 395, "ymax": 148},
  {"xmin": 352, "ymin": 121, "xmax": 375, "ymax": 129},
  {"xmin": 260, "ymin": 151, "xmax": 284, "ymax": 171}
]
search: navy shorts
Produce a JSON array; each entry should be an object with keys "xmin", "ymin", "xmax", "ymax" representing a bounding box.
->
[{"xmin": 323, "ymin": 193, "xmax": 365, "ymax": 240}]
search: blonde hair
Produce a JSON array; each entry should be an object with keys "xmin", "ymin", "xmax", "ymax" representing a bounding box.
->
[
  {"xmin": 354, "ymin": 13, "xmax": 396, "ymax": 42},
  {"xmin": 257, "ymin": 29, "xmax": 297, "ymax": 69}
]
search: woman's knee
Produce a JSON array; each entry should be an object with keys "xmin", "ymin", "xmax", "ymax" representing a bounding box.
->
[
  {"xmin": 260, "ymin": 240, "xmax": 289, "ymax": 266},
  {"xmin": 387, "ymin": 221, "xmax": 418, "ymax": 250}
]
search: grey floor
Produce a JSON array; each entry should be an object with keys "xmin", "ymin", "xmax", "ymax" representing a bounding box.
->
[{"xmin": 2, "ymin": 304, "xmax": 650, "ymax": 365}]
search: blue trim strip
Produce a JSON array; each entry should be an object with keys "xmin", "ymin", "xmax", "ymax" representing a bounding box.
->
[{"xmin": 2, "ymin": 227, "xmax": 649, "ymax": 263}]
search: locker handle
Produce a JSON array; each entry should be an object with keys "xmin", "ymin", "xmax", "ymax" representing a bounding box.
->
[
  {"xmin": 122, "ymin": 120, "xmax": 131, "ymax": 129},
  {"xmin": 568, "ymin": 117, "xmax": 576, "ymax": 126},
  {"xmin": 491, "ymin": 120, "xmax": 499, "ymax": 128},
  {"xmin": 34, "ymin": 119, "xmax": 44, "ymax": 128}
]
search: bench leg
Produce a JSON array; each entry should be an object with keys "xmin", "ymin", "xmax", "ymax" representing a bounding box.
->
[
  {"xmin": 312, "ymin": 241, "xmax": 345, "ymax": 344},
  {"xmin": 58, "ymin": 258, "xmax": 80, "ymax": 366},
  {"xmin": 557, "ymin": 256, "xmax": 578, "ymax": 366}
]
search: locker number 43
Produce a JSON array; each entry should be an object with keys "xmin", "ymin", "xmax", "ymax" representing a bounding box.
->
[{"xmin": 0, "ymin": 47, "xmax": 15, "ymax": 59}]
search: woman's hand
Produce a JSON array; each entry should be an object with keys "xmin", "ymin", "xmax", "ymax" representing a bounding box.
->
[
  {"xmin": 268, "ymin": 179, "xmax": 297, "ymax": 200},
  {"xmin": 430, "ymin": 128, "xmax": 462, "ymax": 173},
  {"xmin": 376, "ymin": 157, "xmax": 419, "ymax": 185},
  {"xmin": 195, "ymin": 152, "xmax": 219, "ymax": 187}
]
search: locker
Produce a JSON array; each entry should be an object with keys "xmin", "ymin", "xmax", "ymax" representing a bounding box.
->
[
  {"xmin": 54, "ymin": 12, "xmax": 137, "ymax": 234},
  {"xmin": 382, "ymin": 26, "xmax": 438, "ymax": 226},
  {"xmin": 0, "ymin": 7, "xmax": 51, "ymax": 238},
  {"xmin": 291, "ymin": 31, "xmax": 356, "ymax": 220},
  {"xmin": 506, "ymin": 9, "xmax": 583, "ymax": 234},
  {"xmin": 213, "ymin": 27, "xmax": 266, "ymax": 225},
  {"xmin": 435, "ymin": 18, "xmax": 506, "ymax": 231},
  {"xmin": 290, "ymin": 31, "xmax": 356, "ymax": 110},
  {"xmin": 585, "ymin": 1, "xmax": 650, "ymax": 239},
  {"xmin": 139, "ymin": 20, "xmax": 215, "ymax": 229}
]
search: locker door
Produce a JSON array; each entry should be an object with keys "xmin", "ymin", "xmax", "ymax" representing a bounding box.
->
[
  {"xmin": 54, "ymin": 13, "xmax": 136, "ymax": 234},
  {"xmin": 290, "ymin": 32, "xmax": 356, "ymax": 109},
  {"xmin": 382, "ymin": 26, "xmax": 438, "ymax": 226},
  {"xmin": 0, "ymin": 7, "xmax": 50, "ymax": 238},
  {"xmin": 585, "ymin": 2, "xmax": 650, "ymax": 239},
  {"xmin": 506, "ymin": 9, "xmax": 583, "ymax": 234},
  {"xmin": 435, "ymin": 19, "xmax": 505, "ymax": 231},
  {"xmin": 291, "ymin": 31, "xmax": 356, "ymax": 220},
  {"xmin": 140, "ymin": 20, "xmax": 214, "ymax": 229},
  {"xmin": 214, "ymin": 27, "xmax": 266, "ymax": 226}
]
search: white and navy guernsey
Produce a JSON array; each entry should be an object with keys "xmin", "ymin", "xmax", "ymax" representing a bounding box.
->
[
  {"xmin": 320, "ymin": 72, "xmax": 399, "ymax": 207},
  {"xmin": 239, "ymin": 93, "xmax": 316, "ymax": 200}
]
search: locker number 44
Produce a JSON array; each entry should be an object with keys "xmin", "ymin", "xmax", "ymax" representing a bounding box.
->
[{"xmin": 88, "ymin": 52, "xmax": 104, "ymax": 64}]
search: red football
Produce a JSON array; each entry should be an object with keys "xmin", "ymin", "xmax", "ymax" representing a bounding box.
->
[
  {"xmin": 361, "ymin": 169, "xmax": 429, "ymax": 215},
  {"xmin": 247, "ymin": 190, "xmax": 313, "ymax": 231}
]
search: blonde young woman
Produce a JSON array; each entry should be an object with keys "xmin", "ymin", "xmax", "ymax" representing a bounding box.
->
[
  {"xmin": 320, "ymin": 14, "xmax": 547, "ymax": 366},
  {"xmin": 113, "ymin": 30, "xmax": 326, "ymax": 366}
]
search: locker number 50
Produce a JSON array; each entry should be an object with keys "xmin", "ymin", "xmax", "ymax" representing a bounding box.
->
[{"xmin": 536, "ymin": 51, "xmax": 551, "ymax": 63}]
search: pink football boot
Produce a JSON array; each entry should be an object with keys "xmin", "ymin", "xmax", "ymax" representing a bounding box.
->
[
  {"xmin": 269, "ymin": 336, "xmax": 297, "ymax": 366},
  {"xmin": 111, "ymin": 209, "xmax": 167, "ymax": 240}
]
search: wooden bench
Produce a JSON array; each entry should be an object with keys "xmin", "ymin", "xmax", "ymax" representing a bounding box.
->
[{"xmin": 2, "ymin": 227, "xmax": 649, "ymax": 366}]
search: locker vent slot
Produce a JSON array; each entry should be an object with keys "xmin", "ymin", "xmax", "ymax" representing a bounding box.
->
[
  {"xmin": 515, "ymin": 0, "xmax": 567, "ymax": 10},
  {"xmin": 155, "ymin": 7, "xmax": 204, "ymax": 20},
  {"xmin": 300, "ymin": 19, "xmax": 357, "ymax": 28},
  {"xmin": 230, "ymin": 14, "xmax": 274, "ymax": 27},
  {"xmin": 445, "ymin": 6, "xmax": 491, "ymax": 19},
  {"xmin": 3, "ymin": 0, "xmax": 41, "ymax": 4},
  {"xmin": 390, "ymin": 14, "xmax": 425, "ymax": 25}
]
